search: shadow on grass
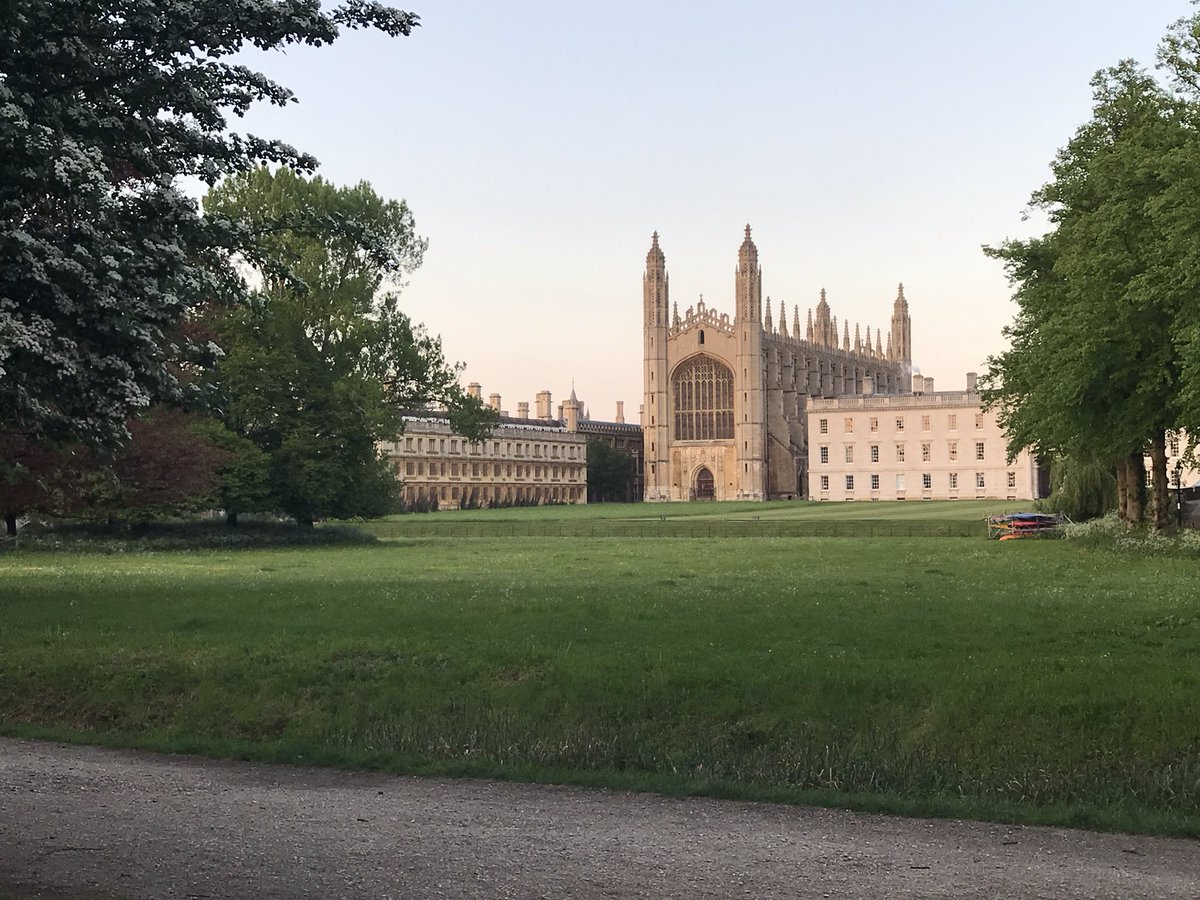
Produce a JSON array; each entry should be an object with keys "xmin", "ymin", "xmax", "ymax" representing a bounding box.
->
[{"xmin": 2, "ymin": 519, "xmax": 378, "ymax": 553}]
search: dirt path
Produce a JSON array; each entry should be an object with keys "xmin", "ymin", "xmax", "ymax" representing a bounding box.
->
[{"xmin": 1, "ymin": 738, "xmax": 1196, "ymax": 899}]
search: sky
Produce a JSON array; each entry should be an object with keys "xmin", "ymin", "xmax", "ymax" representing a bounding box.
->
[{"xmin": 220, "ymin": 0, "xmax": 1194, "ymax": 421}]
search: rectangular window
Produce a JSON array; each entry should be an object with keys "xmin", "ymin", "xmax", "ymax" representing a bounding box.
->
[
  {"xmin": 949, "ymin": 472, "xmax": 958, "ymax": 489},
  {"xmin": 1169, "ymin": 434, "xmax": 1180, "ymax": 456},
  {"xmin": 921, "ymin": 415, "xmax": 931, "ymax": 432},
  {"xmin": 844, "ymin": 445, "xmax": 854, "ymax": 463},
  {"xmin": 921, "ymin": 442, "xmax": 931, "ymax": 462},
  {"xmin": 976, "ymin": 472, "xmax": 986, "ymax": 489},
  {"xmin": 416, "ymin": 438, "xmax": 423, "ymax": 451},
  {"xmin": 870, "ymin": 473, "xmax": 880, "ymax": 491},
  {"xmin": 1007, "ymin": 471, "xmax": 1017, "ymax": 489},
  {"xmin": 405, "ymin": 437, "xmax": 413, "ymax": 451},
  {"xmin": 895, "ymin": 416, "xmax": 905, "ymax": 432},
  {"xmin": 405, "ymin": 462, "xmax": 415, "ymax": 476},
  {"xmin": 820, "ymin": 475, "xmax": 829, "ymax": 491},
  {"xmin": 820, "ymin": 446, "xmax": 829, "ymax": 464},
  {"xmin": 975, "ymin": 413, "xmax": 985, "ymax": 429},
  {"xmin": 870, "ymin": 445, "xmax": 879, "ymax": 463},
  {"xmin": 819, "ymin": 418, "xmax": 828, "ymax": 434},
  {"xmin": 922, "ymin": 473, "xmax": 932, "ymax": 490},
  {"xmin": 896, "ymin": 444, "xmax": 906, "ymax": 462},
  {"xmin": 845, "ymin": 475, "xmax": 855, "ymax": 491},
  {"xmin": 844, "ymin": 417, "xmax": 854, "ymax": 434},
  {"xmin": 948, "ymin": 441, "xmax": 958, "ymax": 461},
  {"xmin": 451, "ymin": 440, "xmax": 459, "ymax": 453},
  {"xmin": 869, "ymin": 416, "xmax": 879, "ymax": 433},
  {"xmin": 948, "ymin": 414, "xmax": 957, "ymax": 431},
  {"xmin": 975, "ymin": 441, "xmax": 985, "ymax": 461},
  {"xmin": 896, "ymin": 473, "xmax": 906, "ymax": 491}
]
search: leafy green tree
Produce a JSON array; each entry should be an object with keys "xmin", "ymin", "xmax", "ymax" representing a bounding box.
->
[
  {"xmin": 586, "ymin": 439, "xmax": 636, "ymax": 503},
  {"xmin": 983, "ymin": 45, "xmax": 1200, "ymax": 532},
  {"xmin": 1039, "ymin": 456, "xmax": 1118, "ymax": 522},
  {"xmin": 205, "ymin": 167, "xmax": 495, "ymax": 525},
  {"xmin": 0, "ymin": 1, "xmax": 419, "ymax": 450}
]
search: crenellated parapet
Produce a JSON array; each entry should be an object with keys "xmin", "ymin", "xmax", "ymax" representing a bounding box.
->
[{"xmin": 670, "ymin": 295, "xmax": 734, "ymax": 337}]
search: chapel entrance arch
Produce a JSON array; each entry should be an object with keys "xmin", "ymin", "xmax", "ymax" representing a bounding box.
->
[{"xmin": 694, "ymin": 466, "xmax": 715, "ymax": 501}]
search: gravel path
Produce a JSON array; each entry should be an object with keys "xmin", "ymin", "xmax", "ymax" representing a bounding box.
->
[{"xmin": 1, "ymin": 738, "xmax": 1197, "ymax": 899}]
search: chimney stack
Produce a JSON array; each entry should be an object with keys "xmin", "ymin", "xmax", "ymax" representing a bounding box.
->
[
  {"xmin": 467, "ymin": 382, "xmax": 482, "ymax": 400},
  {"xmin": 863, "ymin": 375, "xmax": 875, "ymax": 396},
  {"xmin": 912, "ymin": 374, "xmax": 924, "ymax": 394},
  {"xmin": 488, "ymin": 393, "xmax": 501, "ymax": 411},
  {"xmin": 535, "ymin": 390, "xmax": 553, "ymax": 419},
  {"xmin": 615, "ymin": 400, "xmax": 625, "ymax": 424},
  {"xmin": 923, "ymin": 377, "xmax": 935, "ymax": 394},
  {"xmin": 517, "ymin": 401, "xmax": 529, "ymax": 419},
  {"xmin": 966, "ymin": 372, "xmax": 978, "ymax": 392}
]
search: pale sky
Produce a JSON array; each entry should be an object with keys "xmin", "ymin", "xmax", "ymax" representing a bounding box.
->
[{"xmin": 223, "ymin": 1, "xmax": 1192, "ymax": 421}]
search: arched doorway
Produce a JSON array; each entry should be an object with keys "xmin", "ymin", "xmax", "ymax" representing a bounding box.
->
[{"xmin": 694, "ymin": 466, "xmax": 715, "ymax": 501}]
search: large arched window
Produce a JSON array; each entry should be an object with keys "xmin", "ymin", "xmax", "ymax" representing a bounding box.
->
[{"xmin": 672, "ymin": 355, "xmax": 734, "ymax": 441}]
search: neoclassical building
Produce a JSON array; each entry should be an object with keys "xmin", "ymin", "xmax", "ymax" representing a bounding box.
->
[
  {"xmin": 806, "ymin": 381, "xmax": 1041, "ymax": 502},
  {"xmin": 642, "ymin": 226, "xmax": 913, "ymax": 501}
]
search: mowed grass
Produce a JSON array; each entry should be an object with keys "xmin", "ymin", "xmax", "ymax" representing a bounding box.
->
[
  {"xmin": 363, "ymin": 499, "xmax": 1010, "ymax": 538},
  {"xmin": 2, "ymin": 534, "xmax": 1199, "ymax": 835}
]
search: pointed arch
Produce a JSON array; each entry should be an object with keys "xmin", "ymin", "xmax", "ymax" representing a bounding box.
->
[{"xmin": 671, "ymin": 354, "xmax": 734, "ymax": 441}]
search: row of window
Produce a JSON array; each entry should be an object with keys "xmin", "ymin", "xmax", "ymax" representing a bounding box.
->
[
  {"xmin": 818, "ymin": 441, "xmax": 987, "ymax": 464},
  {"xmin": 819, "ymin": 472, "xmax": 1018, "ymax": 491},
  {"xmin": 818, "ymin": 413, "xmax": 985, "ymax": 435},
  {"xmin": 402, "ymin": 461, "xmax": 581, "ymax": 481},
  {"xmin": 404, "ymin": 484, "xmax": 584, "ymax": 504},
  {"xmin": 403, "ymin": 435, "xmax": 581, "ymax": 459}
]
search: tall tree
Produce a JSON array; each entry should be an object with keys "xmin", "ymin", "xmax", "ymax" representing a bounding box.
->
[
  {"xmin": 586, "ymin": 439, "xmax": 636, "ymax": 503},
  {"xmin": 0, "ymin": 1, "xmax": 419, "ymax": 451},
  {"xmin": 983, "ymin": 45, "xmax": 1200, "ymax": 531},
  {"xmin": 205, "ymin": 167, "xmax": 495, "ymax": 525}
]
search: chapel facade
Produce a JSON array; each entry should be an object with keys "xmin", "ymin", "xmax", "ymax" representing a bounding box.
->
[{"xmin": 642, "ymin": 226, "xmax": 913, "ymax": 501}]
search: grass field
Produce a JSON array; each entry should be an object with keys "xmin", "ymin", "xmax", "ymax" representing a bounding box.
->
[
  {"xmin": 3, "ymin": 513, "xmax": 1199, "ymax": 836},
  {"xmin": 361, "ymin": 499, "xmax": 1014, "ymax": 538}
]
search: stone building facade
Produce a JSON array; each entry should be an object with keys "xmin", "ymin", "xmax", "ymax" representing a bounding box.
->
[
  {"xmin": 642, "ymin": 226, "xmax": 913, "ymax": 501},
  {"xmin": 382, "ymin": 411, "xmax": 588, "ymax": 507},
  {"xmin": 382, "ymin": 386, "xmax": 645, "ymax": 508},
  {"xmin": 806, "ymin": 380, "xmax": 1041, "ymax": 501}
]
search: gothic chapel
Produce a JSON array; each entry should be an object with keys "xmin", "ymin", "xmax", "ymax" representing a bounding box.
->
[{"xmin": 642, "ymin": 226, "xmax": 912, "ymax": 501}]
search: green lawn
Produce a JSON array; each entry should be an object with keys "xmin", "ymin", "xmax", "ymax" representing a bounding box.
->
[
  {"xmin": 378, "ymin": 498, "xmax": 1010, "ymax": 522},
  {"xmin": 363, "ymin": 499, "xmax": 1018, "ymax": 538},
  {"xmin": 2, "ymin": 531, "xmax": 1198, "ymax": 835}
]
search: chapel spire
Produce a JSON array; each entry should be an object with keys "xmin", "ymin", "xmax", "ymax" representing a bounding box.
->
[{"xmin": 889, "ymin": 282, "xmax": 912, "ymax": 364}]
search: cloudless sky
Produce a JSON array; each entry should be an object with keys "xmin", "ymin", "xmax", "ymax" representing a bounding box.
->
[{"xmin": 221, "ymin": 1, "xmax": 1193, "ymax": 420}]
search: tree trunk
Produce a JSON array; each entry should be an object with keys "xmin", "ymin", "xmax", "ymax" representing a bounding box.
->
[
  {"xmin": 1116, "ymin": 454, "xmax": 1145, "ymax": 524},
  {"xmin": 1131, "ymin": 450, "xmax": 1148, "ymax": 524},
  {"xmin": 1148, "ymin": 432, "xmax": 1170, "ymax": 533},
  {"xmin": 226, "ymin": 510, "xmax": 239, "ymax": 527},
  {"xmin": 4, "ymin": 512, "xmax": 16, "ymax": 537},
  {"xmin": 1115, "ymin": 458, "xmax": 1128, "ymax": 523}
]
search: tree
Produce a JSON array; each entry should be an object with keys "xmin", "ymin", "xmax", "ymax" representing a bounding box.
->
[
  {"xmin": 86, "ymin": 408, "xmax": 232, "ymax": 521},
  {"xmin": 1039, "ymin": 456, "xmax": 1118, "ymax": 522},
  {"xmin": 982, "ymin": 33, "xmax": 1200, "ymax": 532},
  {"xmin": 0, "ymin": 436, "xmax": 83, "ymax": 536},
  {"xmin": 586, "ymin": 439, "xmax": 635, "ymax": 503},
  {"xmin": 0, "ymin": 1, "xmax": 420, "ymax": 451},
  {"xmin": 205, "ymin": 167, "xmax": 495, "ymax": 525}
]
